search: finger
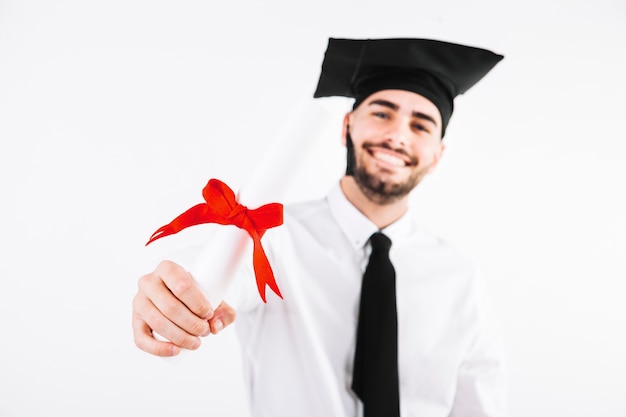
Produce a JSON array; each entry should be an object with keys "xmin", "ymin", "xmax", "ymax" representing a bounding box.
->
[
  {"xmin": 209, "ymin": 301, "xmax": 237, "ymax": 334},
  {"xmin": 132, "ymin": 310, "xmax": 181, "ymax": 357},
  {"xmin": 139, "ymin": 262, "xmax": 211, "ymax": 338},
  {"xmin": 155, "ymin": 260, "xmax": 214, "ymax": 320},
  {"xmin": 133, "ymin": 290, "xmax": 203, "ymax": 351}
]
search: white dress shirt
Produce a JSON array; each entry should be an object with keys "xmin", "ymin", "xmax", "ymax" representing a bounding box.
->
[{"xmin": 227, "ymin": 182, "xmax": 507, "ymax": 417}]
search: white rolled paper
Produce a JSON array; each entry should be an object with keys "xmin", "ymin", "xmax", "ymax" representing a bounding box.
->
[{"xmin": 154, "ymin": 94, "xmax": 339, "ymax": 362}]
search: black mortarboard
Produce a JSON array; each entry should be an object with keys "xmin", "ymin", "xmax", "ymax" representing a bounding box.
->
[{"xmin": 313, "ymin": 38, "xmax": 504, "ymax": 136}]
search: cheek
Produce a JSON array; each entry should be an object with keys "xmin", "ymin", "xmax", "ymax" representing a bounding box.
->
[
  {"xmin": 347, "ymin": 127, "xmax": 367, "ymax": 148},
  {"xmin": 351, "ymin": 118, "xmax": 381, "ymax": 138},
  {"xmin": 412, "ymin": 142, "xmax": 442, "ymax": 163}
]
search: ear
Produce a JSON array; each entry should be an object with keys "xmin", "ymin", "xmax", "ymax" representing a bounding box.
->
[
  {"xmin": 341, "ymin": 112, "xmax": 352, "ymax": 147},
  {"xmin": 425, "ymin": 142, "xmax": 446, "ymax": 174}
]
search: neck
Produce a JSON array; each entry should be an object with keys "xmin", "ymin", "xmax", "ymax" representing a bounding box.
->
[{"xmin": 340, "ymin": 176, "xmax": 409, "ymax": 230}]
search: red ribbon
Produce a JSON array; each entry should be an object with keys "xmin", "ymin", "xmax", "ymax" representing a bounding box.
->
[{"xmin": 146, "ymin": 178, "xmax": 284, "ymax": 303}]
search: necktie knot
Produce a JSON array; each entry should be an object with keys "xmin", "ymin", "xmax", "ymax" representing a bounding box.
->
[{"xmin": 370, "ymin": 232, "xmax": 392, "ymax": 253}]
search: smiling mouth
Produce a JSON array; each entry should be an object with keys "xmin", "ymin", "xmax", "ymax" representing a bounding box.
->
[{"xmin": 369, "ymin": 148, "xmax": 413, "ymax": 167}]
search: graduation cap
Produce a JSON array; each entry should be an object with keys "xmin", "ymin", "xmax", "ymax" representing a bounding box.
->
[{"xmin": 313, "ymin": 38, "xmax": 504, "ymax": 136}]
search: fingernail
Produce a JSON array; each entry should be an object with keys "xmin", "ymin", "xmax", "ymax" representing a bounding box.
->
[
  {"xmin": 190, "ymin": 338, "xmax": 201, "ymax": 349},
  {"xmin": 213, "ymin": 319, "xmax": 223, "ymax": 333}
]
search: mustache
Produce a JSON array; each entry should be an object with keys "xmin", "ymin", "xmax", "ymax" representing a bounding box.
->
[{"xmin": 363, "ymin": 141, "xmax": 418, "ymax": 166}]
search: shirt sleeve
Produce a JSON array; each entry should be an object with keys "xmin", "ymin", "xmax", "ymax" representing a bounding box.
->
[{"xmin": 449, "ymin": 269, "xmax": 509, "ymax": 417}]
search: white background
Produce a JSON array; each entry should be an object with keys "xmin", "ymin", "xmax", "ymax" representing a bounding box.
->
[{"xmin": 1, "ymin": 1, "xmax": 625, "ymax": 416}]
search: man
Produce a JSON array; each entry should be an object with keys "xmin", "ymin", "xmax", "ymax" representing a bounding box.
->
[{"xmin": 132, "ymin": 38, "xmax": 506, "ymax": 416}]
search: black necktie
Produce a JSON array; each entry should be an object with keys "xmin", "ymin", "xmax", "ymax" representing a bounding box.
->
[{"xmin": 351, "ymin": 232, "xmax": 400, "ymax": 417}]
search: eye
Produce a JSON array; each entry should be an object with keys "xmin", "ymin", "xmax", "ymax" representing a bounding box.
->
[
  {"xmin": 372, "ymin": 111, "xmax": 390, "ymax": 119},
  {"xmin": 412, "ymin": 123, "xmax": 429, "ymax": 133}
]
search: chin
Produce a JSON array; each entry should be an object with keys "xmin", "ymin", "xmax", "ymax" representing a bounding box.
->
[{"xmin": 355, "ymin": 171, "xmax": 418, "ymax": 204}]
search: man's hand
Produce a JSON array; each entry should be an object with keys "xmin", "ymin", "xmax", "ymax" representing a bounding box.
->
[{"xmin": 132, "ymin": 260, "xmax": 236, "ymax": 356}]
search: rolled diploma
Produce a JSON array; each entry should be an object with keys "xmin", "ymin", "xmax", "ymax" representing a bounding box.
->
[{"xmin": 155, "ymin": 95, "xmax": 337, "ymax": 359}]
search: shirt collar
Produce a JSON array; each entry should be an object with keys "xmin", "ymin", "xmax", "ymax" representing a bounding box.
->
[{"xmin": 327, "ymin": 181, "xmax": 413, "ymax": 251}]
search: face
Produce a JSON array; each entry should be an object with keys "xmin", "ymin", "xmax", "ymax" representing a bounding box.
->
[{"xmin": 343, "ymin": 89, "xmax": 445, "ymax": 205}]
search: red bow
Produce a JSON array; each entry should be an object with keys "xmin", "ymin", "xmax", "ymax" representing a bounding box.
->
[{"xmin": 146, "ymin": 178, "xmax": 283, "ymax": 302}]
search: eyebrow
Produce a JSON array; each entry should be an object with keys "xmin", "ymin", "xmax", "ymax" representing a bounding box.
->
[{"xmin": 368, "ymin": 99, "xmax": 439, "ymax": 126}]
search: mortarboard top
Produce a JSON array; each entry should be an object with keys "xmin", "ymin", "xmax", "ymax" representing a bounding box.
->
[{"xmin": 313, "ymin": 38, "xmax": 504, "ymax": 136}]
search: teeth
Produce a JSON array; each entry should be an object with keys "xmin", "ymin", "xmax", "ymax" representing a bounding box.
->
[{"xmin": 373, "ymin": 151, "xmax": 405, "ymax": 167}]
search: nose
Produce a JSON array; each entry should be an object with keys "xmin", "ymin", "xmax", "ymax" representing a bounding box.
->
[{"xmin": 385, "ymin": 117, "xmax": 409, "ymax": 147}]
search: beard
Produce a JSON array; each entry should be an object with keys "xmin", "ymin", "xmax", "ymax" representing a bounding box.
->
[{"xmin": 346, "ymin": 130, "xmax": 427, "ymax": 205}]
